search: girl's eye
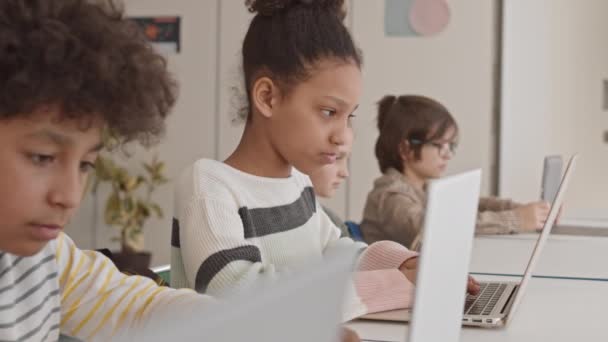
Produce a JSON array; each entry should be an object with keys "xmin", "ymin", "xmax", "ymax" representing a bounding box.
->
[
  {"xmin": 30, "ymin": 154, "xmax": 55, "ymax": 166},
  {"xmin": 321, "ymin": 109, "xmax": 336, "ymax": 117}
]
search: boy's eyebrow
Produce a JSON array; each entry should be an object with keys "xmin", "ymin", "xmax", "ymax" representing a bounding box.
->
[
  {"xmin": 27, "ymin": 129, "xmax": 103, "ymax": 152},
  {"xmin": 28, "ymin": 130, "xmax": 73, "ymax": 146}
]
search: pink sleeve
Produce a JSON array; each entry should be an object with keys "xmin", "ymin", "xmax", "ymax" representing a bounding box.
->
[
  {"xmin": 357, "ymin": 240, "xmax": 418, "ymax": 271},
  {"xmin": 353, "ymin": 240, "xmax": 418, "ymax": 314}
]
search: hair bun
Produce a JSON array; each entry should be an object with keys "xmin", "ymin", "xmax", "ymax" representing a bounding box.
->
[{"xmin": 246, "ymin": 0, "xmax": 345, "ymax": 18}]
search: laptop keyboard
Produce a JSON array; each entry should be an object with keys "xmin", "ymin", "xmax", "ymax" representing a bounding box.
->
[{"xmin": 464, "ymin": 283, "xmax": 507, "ymax": 316}]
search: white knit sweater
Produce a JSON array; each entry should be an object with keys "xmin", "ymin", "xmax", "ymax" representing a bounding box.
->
[{"xmin": 171, "ymin": 159, "xmax": 417, "ymax": 320}]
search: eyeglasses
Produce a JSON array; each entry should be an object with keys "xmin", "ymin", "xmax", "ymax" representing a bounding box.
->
[{"xmin": 409, "ymin": 139, "xmax": 458, "ymax": 156}]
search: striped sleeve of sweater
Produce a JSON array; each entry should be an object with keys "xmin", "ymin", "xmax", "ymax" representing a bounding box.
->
[
  {"xmin": 0, "ymin": 233, "xmax": 214, "ymax": 341},
  {"xmin": 55, "ymin": 233, "xmax": 214, "ymax": 340},
  {"xmin": 170, "ymin": 159, "xmax": 416, "ymax": 320}
]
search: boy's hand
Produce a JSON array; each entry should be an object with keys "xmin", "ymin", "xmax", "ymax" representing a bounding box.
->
[{"xmin": 340, "ymin": 327, "xmax": 360, "ymax": 342}]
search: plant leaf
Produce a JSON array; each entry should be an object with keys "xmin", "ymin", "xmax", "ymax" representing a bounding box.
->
[
  {"xmin": 149, "ymin": 203, "xmax": 163, "ymax": 218},
  {"xmin": 104, "ymin": 192, "xmax": 121, "ymax": 225}
]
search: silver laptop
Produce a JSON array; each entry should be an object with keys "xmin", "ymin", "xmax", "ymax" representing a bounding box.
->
[
  {"xmin": 461, "ymin": 154, "xmax": 576, "ymax": 327},
  {"xmin": 142, "ymin": 247, "xmax": 358, "ymax": 342},
  {"xmin": 360, "ymin": 169, "xmax": 481, "ymax": 341},
  {"xmin": 541, "ymin": 155, "xmax": 563, "ymax": 203},
  {"xmin": 361, "ymin": 155, "xmax": 578, "ymax": 329}
]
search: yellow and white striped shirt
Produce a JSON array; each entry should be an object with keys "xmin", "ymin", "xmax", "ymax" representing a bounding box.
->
[{"xmin": 0, "ymin": 233, "xmax": 212, "ymax": 341}]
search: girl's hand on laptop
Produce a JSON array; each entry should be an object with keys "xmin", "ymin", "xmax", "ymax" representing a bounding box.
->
[
  {"xmin": 399, "ymin": 257, "xmax": 480, "ymax": 295},
  {"xmin": 399, "ymin": 257, "xmax": 418, "ymax": 284},
  {"xmin": 514, "ymin": 201, "xmax": 550, "ymax": 231},
  {"xmin": 467, "ymin": 276, "xmax": 480, "ymax": 295},
  {"xmin": 340, "ymin": 327, "xmax": 361, "ymax": 342}
]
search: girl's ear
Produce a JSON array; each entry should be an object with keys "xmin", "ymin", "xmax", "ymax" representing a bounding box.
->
[
  {"xmin": 251, "ymin": 77, "xmax": 279, "ymax": 119},
  {"xmin": 399, "ymin": 140, "xmax": 411, "ymax": 162}
]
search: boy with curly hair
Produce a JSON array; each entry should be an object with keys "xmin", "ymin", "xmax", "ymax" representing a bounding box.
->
[
  {"xmin": 0, "ymin": 1, "xmax": 216, "ymax": 340},
  {"xmin": 0, "ymin": 1, "xmax": 363, "ymax": 341}
]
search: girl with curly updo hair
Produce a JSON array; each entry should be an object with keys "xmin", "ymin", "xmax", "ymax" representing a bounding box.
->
[{"xmin": 171, "ymin": 0, "xmax": 480, "ymax": 324}]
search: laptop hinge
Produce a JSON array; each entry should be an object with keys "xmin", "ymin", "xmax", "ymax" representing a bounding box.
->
[{"xmin": 500, "ymin": 285, "xmax": 519, "ymax": 314}]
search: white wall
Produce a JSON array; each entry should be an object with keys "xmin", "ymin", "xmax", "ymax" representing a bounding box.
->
[
  {"xmin": 501, "ymin": 0, "xmax": 608, "ymax": 217},
  {"xmin": 66, "ymin": 0, "xmax": 499, "ymax": 266},
  {"xmin": 216, "ymin": 2, "xmax": 253, "ymax": 159}
]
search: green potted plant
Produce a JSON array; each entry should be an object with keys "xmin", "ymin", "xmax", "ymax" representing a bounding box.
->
[{"xmin": 91, "ymin": 148, "xmax": 168, "ymax": 272}]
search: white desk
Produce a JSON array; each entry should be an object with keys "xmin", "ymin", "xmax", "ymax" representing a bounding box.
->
[
  {"xmin": 470, "ymin": 234, "xmax": 608, "ymax": 280},
  {"xmin": 348, "ymin": 276, "xmax": 608, "ymax": 342},
  {"xmin": 558, "ymin": 217, "xmax": 608, "ymax": 230}
]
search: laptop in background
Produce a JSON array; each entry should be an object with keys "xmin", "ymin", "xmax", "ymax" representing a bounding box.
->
[
  {"xmin": 492, "ymin": 155, "xmax": 576, "ymax": 327},
  {"xmin": 541, "ymin": 155, "xmax": 563, "ymax": 203}
]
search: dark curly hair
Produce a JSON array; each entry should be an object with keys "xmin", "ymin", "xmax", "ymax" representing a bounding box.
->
[
  {"xmin": 375, "ymin": 95, "xmax": 458, "ymax": 173},
  {"xmin": 0, "ymin": 0, "xmax": 177, "ymax": 145},
  {"xmin": 242, "ymin": 0, "xmax": 361, "ymax": 119}
]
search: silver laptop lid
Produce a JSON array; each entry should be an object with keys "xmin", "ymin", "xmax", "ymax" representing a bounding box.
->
[
  {"xmin": 408, "ymin": 170, "xmax": 481, "ymax": 342},
  {"xmin": 143, "ymin": 247, "xmax": 358, "ymax": 342},
  {"xmin": 505, "ymin": 154, "xmax": 578, "ymax": 325}
]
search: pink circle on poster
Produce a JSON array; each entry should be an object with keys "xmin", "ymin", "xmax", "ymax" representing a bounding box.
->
[{"xmin": 409, "ymin": 0, "xmax": 450, "ymax": 36}]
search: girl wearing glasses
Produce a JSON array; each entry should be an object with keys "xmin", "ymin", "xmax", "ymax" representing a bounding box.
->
[{"xmin": 360, "ymin": 95, "xmax": 550, "ymax": 250}]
